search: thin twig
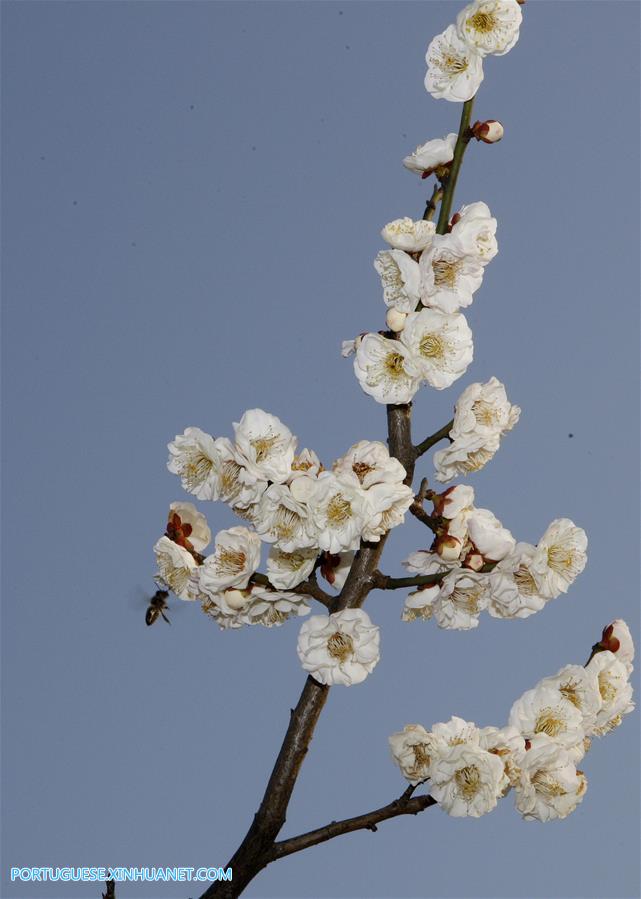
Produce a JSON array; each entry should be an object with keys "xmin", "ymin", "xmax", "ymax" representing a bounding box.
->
[
  {"xmin": 436, "ymin": 97, "xmax": 475, "ymax": 235},
  {"xmin": 371, "ymin": 571, "xmax": 445, "ymax": 591},
  {"xmin": 414, "ymin": 419, "xmax": 454, "ymax": 459},
  {"xmin": 422, "ymin": 183, "xmax": 442, "ymax": 222},
  {"xmin": 270, "ymin": 789, "xmax": 437, "ymax": 861}
]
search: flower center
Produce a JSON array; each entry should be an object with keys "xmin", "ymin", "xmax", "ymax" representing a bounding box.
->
[
  {"xmin": 547, "ymin": 544, "xmax": 578, "ymax": 575},
  {"xmin": 440, "ymin": 52, "xmax": 468, "ymax": 75},
  {"xmin": 597, "ymin": 671, "xmax": 617, "ymax": 704},
  {"xmin": 327, "ymin": 493, "xmax": 353, "ymax": 526},
  {"xmin": 531, "ymin": 770, "xmax": 567, "ymax": 798},
  {"xmin": 413, "ymin": 743, "xmax": 431, "ymax": 768},
  {"xmin": 251, "ymin": 434, "xmax": 279, "ymax": 463},
  {"xmin": 460, "ymin": 446, "xmax": 495, "ymax": 472},
  {"xmin": 432, "ymin": 256, "xmax": 461, "ymax": 287},
  {"xmin": 559, "ymin": 679, "xmax": 582, "ymax": 709},
  {"xmin": 469, "ymin": 10, "xmax": 497, "ymax": 33},
  {"xmin": 327, "ymin": 631, "xmax": 354, "ymax": 662},
  {"xmin": 215, "ymin": 548, "xmax": 247, "ymax": 575},
  {"xmin": 534, "ymin": 707, "xmax": 566, "ymax": 738},
  {"xmin": 472, "ymin": 399, "xmax": 499, "ymax": 427},
  {"xmin": 455, "ymin": 765, "xmax": 481, "ymax": 800},
  {"xmin": 274, "ymin": 506, "xmax": 302, "ymax": 541},
  {"xmin": 181, "ymin": 452, "xmax": 213, "ymax": 492},
  {"xmin": 352, "ymin": 461, "xmax": 375, "ymax": 483},
  {"xmin": 384, "ymin": 352, "xmax": 408, "ymax": 379},
  {"xmin": 449, "ymin": 585, "xmax": 483, "ymax": 615},
  {"xmin": 514, "ymin": 564, "xmax": 538, "ymax": 596},
  {"xmin": 419, "ymin": 333, "xmax": 447, "ymax": 360},
  {"xmin": 220, "ymin": 458, "xmax": 242, "ymax": 500},
  {"xmin": 157, "ymin": 554, "xmax": 191, "ymax": 595}
]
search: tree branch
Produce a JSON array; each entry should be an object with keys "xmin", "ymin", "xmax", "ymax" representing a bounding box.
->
[
  {"xmin": 414, "ymin": 418, "xmax": 454, "ymax": 459},
  {"xmin": 436, "ymin": 96, "xmax": 475, "ymax": 235},
  {"xmin": 371, "ymin": 571, "xmax": 445, "ymax": 591},
  {"xmin": 101, "ymin": 880, "xmax": 115, "ymax": 899},
  {"xmin": 270, "ymin": 787, "xmax": 437, "ymax": 862},
  {"xmin": 422, "ymin": 183, "xmax": 442, "ymax": 222},
  {"xmin": 251, "ymin": 571, "xmax": 333, "ymax": 610}
]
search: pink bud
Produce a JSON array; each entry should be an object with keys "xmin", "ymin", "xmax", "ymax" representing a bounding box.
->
[
  {"xmin": 471, "ymin": 120, "xmax": 504, "ymax": 144},
  {"xmin": 434, "ymin": 535, "xmax": 461, "ymax": 562}
]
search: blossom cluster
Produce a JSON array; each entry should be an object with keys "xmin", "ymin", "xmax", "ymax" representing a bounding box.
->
[
  {"xmin": 156, "ymin": 411, "xmax": 414, "ymax": 628},
  {"xmin": 389, "ymin": 620, "xmax": 634, "ymax": 820},
  {"xmin": 425, "ymin": 0, "xmax": 522, "ymax": 103},
  {"xmin": 349, "ymin": 201, "xmax": 498, "ymax": 407},
  {"xmin": 402, "ymin": 483, "xmax": 588, "ymax": 630}
]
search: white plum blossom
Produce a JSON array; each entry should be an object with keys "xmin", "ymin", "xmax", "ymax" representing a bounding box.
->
[
  {"xmin": 403, "ymin": 133, "xmax": 457, "ymax": 176},
  {"xmin": 266, "ymin": 546, "xmax": 318, "ymax": 591},
  {"xmin": 432, "ymin": 484, "xmax": 475, "ymax": 519},
  {"xmin": 389, "ymin": 724, "xmax": 446, "ymax": 785},
  {"xmin": 198, "ymin": 526, "xmax": 261, "ymax": 593},
  {"xmin": 254, "ymin": 483, "xmax": 318, "ymax": 552},
  {"xmin": 432, "ymin": 716, "xmax": 481, "ymax": 747},
  {"xmin": 309, "ymin": 473, "xmax": 368, "ymax": 554},
  {"xmin": 513, "ymin": 734, "xmax": 587, "ymax": 822},
  {"xmin": 168, "ymin": 427, "xmax": 226, "ymax": 501},
  {"xmin": 166, "ymin": 501, "xmax": 211, "ymax": 553},
  {"xmin": 362, "ymin": 482, "xmax": 414, "ymax": 542},
  {"xmin": 419, "ymin": 234, "xmax": 485, "ymax": 312},
  {"xmin": 297, "ymin": 608, "xmax": 380, "ymax": 686},
  {"xmin": 403, "ymin": 550, "xmax": 453, "ymax": 577},
  {"xmin": 381, "ymin": 217, "xmax": 436, "ymax": 253},
  {"xmin": 531, "ymin": 518, "xmax": 588, "ymax": 598},
  {"xmin": 488, "ymin": 543, "xmax": 547, "ymax": 618},
  {"xmin": 430, "ymin": 743, "xmax": 505, "ymax": 817},
  {"xmin": 402, "ymin": 584, "xmax": 441, "ymax": 622},
  {"xmin": 153, "ymin": 536, "xmax": 200, "ymax": 601},
  {"xmin": 353, "ymin": 333, "xmax": 422, "ymax": 405},
  {"xmin": 457, "ymin": 0, "xmax": 522, "ymax": 57},
  {"xmin": 586, "ymin": 651, "xmax": 635, "ymax": 736},
  {"xmin": 433, "ymin": 434, "xmax": 499, "ymax": 483},
  {"xmin": 233, "ymin": 409, "xmax": 297, "ymax": 485},
  {"xmin": 432, "ymin": 569, "xmax": 490, "ymax": 630},
  {"xmin": 334, "ymin": 440, "xmax": 407, "ymax": 490},
  {"xmin": 450, "ymin": 201, "xmax": 498, "ymax": 264},
  {"xmin": 425, "ymin": 25, "xmax": 484, "ymax": 103},
  {"xmin": 478, "ymin": 725, "xmax": 524, "ymax": 791},
  {"xmin": 451, "ymin": 377, "xmax": 521, "ymax": 440},
  {"xmin": 509, "ymin": 685, "xmax": 585, "ymax": 750},
  {"xmin": 538, "ymin": 665, "xmax": 603, "ymax": 735},
  {"xmin": 467, "ymin": 507, "xmax": 515, "ymax": 561},
  {"xmin": 288, "ymin": 448, "xmax": 322, "ymax": 482},
  {"xmin": 400, "ymin": 308, "xmax": 473, "ymax": 389},
  {"xmin": 374, "ymin": 250, "xmax": 421, "ymax": 313}
]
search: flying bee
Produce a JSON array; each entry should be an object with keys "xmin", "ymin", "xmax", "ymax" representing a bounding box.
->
[{"xmin": 145, "ymin": 589, "xmax": 171, "ymax": 626}]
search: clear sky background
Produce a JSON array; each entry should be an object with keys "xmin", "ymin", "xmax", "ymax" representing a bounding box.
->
[{"xmin": 2, "ymin": 2, "xmax": 639, "ymax": 898}]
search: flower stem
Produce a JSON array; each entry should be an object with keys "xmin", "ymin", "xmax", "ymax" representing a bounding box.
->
[{"xmin": 436, "ymin": 97, "xmax": 475, "ymax": 235}]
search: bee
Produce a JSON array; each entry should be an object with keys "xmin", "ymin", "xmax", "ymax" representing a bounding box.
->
[{"xmin": 145, "ymin": 589, "xmax": 171, "ymax": 626}]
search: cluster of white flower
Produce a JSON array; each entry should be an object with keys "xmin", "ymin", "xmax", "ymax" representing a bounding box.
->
[
  {"xmin": 390, "ymin": 620, "xmax": 634, "ymax": 820},
  {"xmin": 158, "ymin": 413, "xmax": 414, "ymax": 631},
  {"xmin": 433, "ymin": 376, "xmax": 520, "ymax": 481},
  {"xmin": 402, "ymin": 484, "xmax": 588, "ymax": 629},
  {"xmin": 297, "ymin": 608, "xmax": 380, "ymax": 686},
  {"xmin": 425, "ymin": 0, "xmax": 522, "ymax": 103},
  {"xmin": 351, "ymin": 202, "xmax": 498, "ymax": 406}
]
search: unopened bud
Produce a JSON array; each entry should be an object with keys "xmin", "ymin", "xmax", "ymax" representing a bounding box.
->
[
  {"xmin": 223, "ymin": 588, "xmax": 252, "ymax": 611},
  {"xmin": 434, "ymin": 535, "xmax": 461, "ymax": 562},
  {"xmin": 463, "ymin": 552, "xmax": 484, "ymax": 572},
  {"xmin": 471, "ymin": 120, "xmax": 504, "ymax": 144},
  {"xmin": 386, "ymin": 308, "xmax": 407, "ymax": 333}
]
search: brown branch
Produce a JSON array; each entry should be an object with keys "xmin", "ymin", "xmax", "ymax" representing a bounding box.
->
[
  {"xmin": 414, "ymin": 418, "xmax": 454, "ymax": 459},
  {"xmin": 251, "ymin": 571, "xmax": 333, "ymax": 610},
  {"xmin": 270, "ymin": 787, "xmax": 437, "ymax": 861},
  {"xmin": 371, "ymin": 571, "xmax": 445, "ymax": 591},
  {"xmin": 101, "ymin": 880, "xmax": 115, "ymax": 899},
  {"xmin": 422, "ymin": 183, "xmax": 442, "ymax": 222}
]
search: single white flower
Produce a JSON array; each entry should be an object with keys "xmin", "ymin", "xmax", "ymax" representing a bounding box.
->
[
  {"xmin": 595, "ymin": 619, "xmax": 634, "ymax": 674},
  {"xmin": 309, "ymin": 472, "xmax": 368, "ymax": 554},
  {"xmin": 254, "ymin": 483, "xmax": 318, "ymax": 552},
  {"xmin": 403, "ymin": 550, "xmax": 453, "ymax": 577},
  {"xmin": 457, "ymin": 0, "xmax": 522, "ymax": 57},
  {"xmin": 432, "ymin": 484, "xmax": 476, "ymax": 519},
  {"xmin": 381, "ymin": 217, "xmax": 436, "ymax": 253},
  {"xmin": 353, "ymin": 333, "xmax": 422, "ymax": 405},
  {"xmin": 201, "ymin": 587, "xmax": 254, "ymax": 629},
  {"xmin": 433, "ymin": 433, "xmax": 500, "ymax": 483},
  {"xmin": 241, "ymin": 586, "xmax": 311, "ymax": 628},
  {"xmin": 514, "ymin": 734, "xmax": 587, "ymax": 822},
  {"xmin": 400, "ymin": 308, "xmax": 473, "ymax": 389},
  {"xmin": 297, "ymin": 608, "xmax": 380, "ymax": 686},
  {"xmin": 538, "ymin": 665, "xmax": 602, "ymax": 734},
  {"xmin": 432, "ymin": 715, "xmax": 481, "ymax": 747},
  {"xmin": 488, "ymin": 543, "xmax": 547, "ymax": 618},
  {"xmin": 586, "ymin": 651, "xmax": 635, "ymax": 736},
  {"xmin": 319, "ymin": 550, "xmax": 355, "ymax": 590},
  {"xmin": 389, "ymin": 724, "xmax": 446, "ymax": 785},
  {"xmin": 450, "ymin": 201, "xmax": 498, "ymax": 264},
  {"xmin": 167, "ymin": 427, "xmax": 226, "ymax": 501},
  {"xmin": 288, "ymin": 448, "xmax": 322, "ymax": 482},
  {"xmin": 509, "ymin": 684, "xmax": 585, "ymax": 750},
  {"xmin": 362, "ymin": 482, "xmax": 414, "ymax": 542},
  {"xmin": 401, "ymin": 584, "xmax": 441, "ymax": 622},
  {"xmin": 233, "ymin": 408, "xmax": 297, "ymax": 485},
  {"xmin": 478, "ymin": 725, "xmax": 524, "ymax": 791},
  {"xmin": 433, "ymin": 569, "xmax": 490, "ymax": 630},
  {"xmin": 403, "ymin": 132, "xmax": 458, "ymax": 176},
  {"xmin": 419, "ymin": 234, "xmax": 485, "ymax": 313},
  {"xmin": 333, "ymin": 440, "xmax": 406, "ymax": 490},
  {"xmin": 531, "ymin": 518, "xmax": 587, "ymax": 598},
  {"xmin": 467, "ymin": 507, "xmax": 515, "ymax": 561},
  {"xmin": 198, "ymin": 526, "xmax": 261, "ymax": 593},
  {"xmin": 166, "ymin": 501, "xmax": 211, "ymax": 554},
  {"xmin": 153, "ymin": 536, "xmax": 200, "ymax": 600},
  {"xmin": 374, "ymin": 250, "xmax": 421, "ymax": 313},
  {"xmin": 266, "ymin": 546, "xmax": 318, "ymax": 591},
  {"xmin": 425, "ymin": 25, "xmax": 484, "ymax": 103},
  {"xmin": 450, "ymin": 377, "xmax": 521, "ymax": 441},
  {"xmin": 430, "ymin": 743, "xmax": 505, "ymax": 817}
]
